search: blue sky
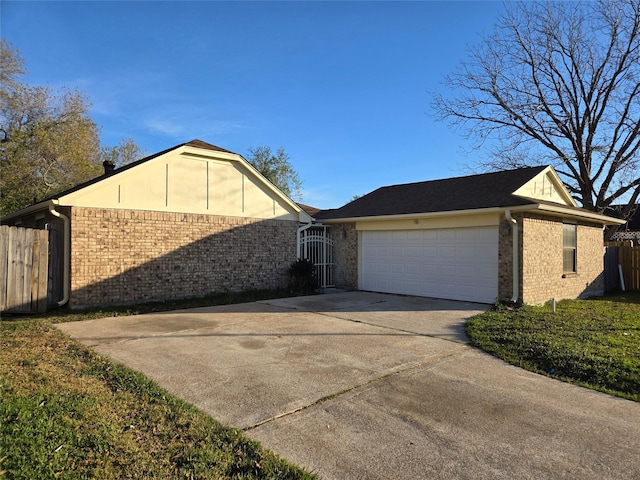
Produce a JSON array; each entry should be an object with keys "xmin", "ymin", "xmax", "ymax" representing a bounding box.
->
[{"xmin": 2, "ymin": 1, "xmax": 505, "ymax": 208}]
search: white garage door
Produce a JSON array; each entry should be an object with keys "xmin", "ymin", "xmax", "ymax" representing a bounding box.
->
[{"xmin": 360, "ymin": 227, "xmax": 498, "ymax": 303}]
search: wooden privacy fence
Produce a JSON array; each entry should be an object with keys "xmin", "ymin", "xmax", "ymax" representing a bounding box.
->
[
  {"xmin": 605, "ymin": 241, "xmax": 640, "ymax": 291},
  {"xmin": 1, "ymin": 225, "xmax": 49, "ymax": 313}
]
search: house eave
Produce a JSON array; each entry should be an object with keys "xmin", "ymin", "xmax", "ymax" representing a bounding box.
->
[
  {"xmin": 520, "ymin": 203, "xmax": 626, "ymax": 225},
  {"xmin": 1, "ymin": 199, "xmax": 58, "ymax": 223},
  {"xmin": 319, "ymin": 207, "xmax": 510, "ymax": 224},
  {"xmin": 319, "ymin": 203, "xmax": 626, "ymax": 225}
]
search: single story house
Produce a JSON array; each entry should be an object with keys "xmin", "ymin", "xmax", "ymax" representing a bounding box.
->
[
  {"xmin": 2, "ymin": 140, "xmax": 312, "ymax": 309},
  {"xmin": 316, "ymin": 166, "xmax": 625, "ymax": 305},
  {"xmin": 3, "ymin": 139, "xmax": 626, "ymax": 309}
]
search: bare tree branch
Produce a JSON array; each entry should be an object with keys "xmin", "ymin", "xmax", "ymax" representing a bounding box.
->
[{"xmin": 432, "ymin": 0, "xmax": 640, "ymax": 224}]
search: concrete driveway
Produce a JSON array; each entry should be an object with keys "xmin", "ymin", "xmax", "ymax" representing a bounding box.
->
[{"xmin": 57, "ymin": 291, "xmax": 640, "ymax": 480}]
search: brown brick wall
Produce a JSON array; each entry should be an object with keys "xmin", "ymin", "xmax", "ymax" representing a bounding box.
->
[
  {"xmin": 330, "ymin": 223, "xmax": 358, "ymax": 289},
  {"xmin": 498, "ymin": 215, "xmax": 520, "ymax": 302},
  {"xmin": 69, "ymin": 207, "xmax": 298, "ymax": 308},
  {"xmin": 329, "ymin": 214, "xmax": 605, "ymax": 304},
  {"xmin": 520, "ymin": 215, "xmax": 604, "ymax": 304}
]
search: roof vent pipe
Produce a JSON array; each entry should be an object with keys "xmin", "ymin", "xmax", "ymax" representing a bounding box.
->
[
  {"xmin": 103, "ymin": 160, "xmax": 116, "ymax": 175},
  {"xmin": 505, "ymin": 210, "xmax": 519, "ymax": 303}
]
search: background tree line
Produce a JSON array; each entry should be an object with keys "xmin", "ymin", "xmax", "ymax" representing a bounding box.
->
[
  {"xmin": 0, "ymin": 40, "xmax": 145, "ymax": 215},
  {"xmin": 1, "ymin": 39, "xmax": 304, "ymax": 215}
]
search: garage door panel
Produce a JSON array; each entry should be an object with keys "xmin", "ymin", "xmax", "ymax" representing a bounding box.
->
[{"xmin": 360, "ymin": 227, "xmax": 498, "ymax": 303}]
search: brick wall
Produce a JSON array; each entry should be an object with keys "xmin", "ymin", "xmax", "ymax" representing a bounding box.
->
[
  {"xmin": 330, "ymin": 223, "xmax": 358, "ymax": 289},
  {"xmin": 497, "ymin": 215, "xmax": 520, "ymax": 302},
  {"xmin": 521, "ymin": 214, "xmax": 604, "ymax": 304},
  {"xmin": 69, "ymin": 207, "xmax": 298, "ymax": 308}
]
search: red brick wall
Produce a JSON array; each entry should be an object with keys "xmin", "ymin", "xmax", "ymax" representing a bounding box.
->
[{"xmin": 69, "ymin": 207, "xmax": 298, "ymax": 308}]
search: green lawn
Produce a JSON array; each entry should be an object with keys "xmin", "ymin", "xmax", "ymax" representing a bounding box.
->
[
  {"xmin": 0, "ymin": 291, "xmax": 316, "ymax": 479},
  {"xmin": 465, "ymin": 292, "xmax": 640, "ymax": 402}
]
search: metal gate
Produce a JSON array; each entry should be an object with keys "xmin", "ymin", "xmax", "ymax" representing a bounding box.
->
[{"xmin": 297, "ymin": 225, "xmax": 334, "ymax": 289}]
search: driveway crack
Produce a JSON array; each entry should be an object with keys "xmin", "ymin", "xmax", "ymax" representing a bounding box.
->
[{"xmin": 242, "ymin": 348, "xmax": 469, "ymax": 432}]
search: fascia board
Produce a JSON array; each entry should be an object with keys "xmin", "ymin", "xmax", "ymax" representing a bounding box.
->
[
  {"xmin": 531, "ymin": 204, "xmax": 626, "ymax": 225},
  {"xmin": 320, "ymin": 202, "xmax": 626, "ymax": 226},
  {"xmin": 320, "ymin": 207, "xmax": 513, "ymax": 224},
  {"xmin": 542, "ymin": 166, "xmax": 578, "ymax": 207},
  {"xmin": 1, "ymin": 200, "xmax": 55, "ymax": 222}
]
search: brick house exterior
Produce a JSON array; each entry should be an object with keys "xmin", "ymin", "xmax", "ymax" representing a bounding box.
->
[
  {"xmin": 2, "ymin": 140, "xmax": 311, "ymax": 309},
  {"xmin": 330, "ymin": 222, "xmax": 358, "ymax": 290},
  {"xmin": 498, "ymin": 214, "xmax": 605, "ymax": 304},
  {"xmin": 317, "ymin": 166, "xmax": 623, "ymax": 305},
  {"xmin": 69, "ymin": 208, "xmax": 299, "ymax": 307}
]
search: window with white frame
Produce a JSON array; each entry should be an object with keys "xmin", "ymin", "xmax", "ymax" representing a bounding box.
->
[{"xmin": 563, "ymin": 223, "xmax": 577, "ymax": 273}]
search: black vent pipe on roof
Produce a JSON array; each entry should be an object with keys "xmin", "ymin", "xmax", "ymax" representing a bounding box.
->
[{"xmin": 103, "ymin": 160, "xmax": 116, "ymax": 175}]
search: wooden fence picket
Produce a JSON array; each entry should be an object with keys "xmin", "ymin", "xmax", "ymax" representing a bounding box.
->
[
  {"xmin": 1, "ymin": 225, "xmax": 49, "ymax": 313},
  {"xmin": 606, "ymin": 241, "xmax": 640, "ymax": 291}
]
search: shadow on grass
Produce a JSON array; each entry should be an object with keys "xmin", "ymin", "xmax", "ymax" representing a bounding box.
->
[{"xmin": 597, "ymin": 290, "xmax": 640, "ymax": 304}]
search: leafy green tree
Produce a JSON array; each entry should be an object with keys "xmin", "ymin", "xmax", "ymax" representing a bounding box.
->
[
  {"xmin": 432, "ymin": 0, "xmax": 640, "ymax": 237},
  {"xmin": 0, "ymin": 40, "xmax": 144, "ymax": 215},
  {"xmin": 246, "ymin": 145, "xmax": 303, "ymax": 200}
]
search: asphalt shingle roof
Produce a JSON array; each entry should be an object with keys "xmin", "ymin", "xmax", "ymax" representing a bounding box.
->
[{"xmin": 316, "ymin": 166, "xmax": 549, "ymax": 220}]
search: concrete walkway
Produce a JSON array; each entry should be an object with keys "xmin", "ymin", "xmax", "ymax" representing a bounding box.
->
[{"xmin": 57, "ymin": 292, "xmax": 640, "ymax": 480}]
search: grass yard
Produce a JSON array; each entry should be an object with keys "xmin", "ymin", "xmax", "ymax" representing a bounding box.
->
[
  {"xmin": 0, "ymin": 291, "xmax": 316, "ymax": 479},
  {"xmin": 466, "ymin": 292, "xmax": 640, "ymax": 402}
]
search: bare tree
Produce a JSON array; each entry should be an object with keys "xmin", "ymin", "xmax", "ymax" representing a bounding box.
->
[{"xmin": 432, "ymin": 0, "xmax": 640, "ymax": 236}]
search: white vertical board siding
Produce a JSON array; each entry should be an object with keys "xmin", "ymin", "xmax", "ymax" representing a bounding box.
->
[{"xmin": 360, "ymin": 226, "xmax": 498, "ymax": 303}]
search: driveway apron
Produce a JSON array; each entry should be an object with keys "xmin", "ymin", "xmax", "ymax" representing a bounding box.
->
[{"xmin": 57, "ymin": 292, "xmax": 640, "ymax": 480}]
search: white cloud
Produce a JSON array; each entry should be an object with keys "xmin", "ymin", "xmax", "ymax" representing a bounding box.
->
[
  {"xmin": 144, "ymin": 114, "xmax": 245, "ymax": 139},
  {"xmin": 144, "ymin": 118, "xmax": 187, "ymax": 137}
]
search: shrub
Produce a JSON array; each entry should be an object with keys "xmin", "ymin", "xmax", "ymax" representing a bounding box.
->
[{"xmin": 288, "ymin": 259, "xmax": 317, "ymax": 294}]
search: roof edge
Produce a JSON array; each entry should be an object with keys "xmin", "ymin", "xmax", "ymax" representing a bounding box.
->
[
  {"xmin": 320, "ymin": 203, "xmax": 625, "ymax": 225},
  {"xmin": 319, "ymin": 206, "xmax": 515, "ymax": 224},
  {"xmin": 1, "ymin": 199, "xmax": 56, "ymax": 222},
  {"xmin": 529, "ymin": 204, "xmax": 626, "ymax": 225}
]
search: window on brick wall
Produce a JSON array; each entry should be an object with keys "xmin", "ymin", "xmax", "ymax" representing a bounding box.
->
[{"xmin": 563, "ymin": 223, "xmax": 577, "ymax": 273}]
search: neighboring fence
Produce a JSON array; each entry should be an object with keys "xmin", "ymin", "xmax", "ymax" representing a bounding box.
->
[
  {"xmin": 605, "ymin": 241, "xmax": 640, "ymax": 291},
  {"xmin": 0, "ymin": 225, "xmax": 49, "ymax": 313}
]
